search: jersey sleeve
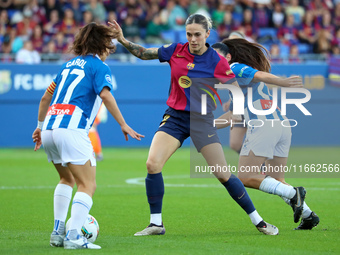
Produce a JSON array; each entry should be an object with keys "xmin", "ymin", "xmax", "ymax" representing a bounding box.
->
[
  {"xmin": 93, "ymin": 62, "xmax": 114, "ymax": 95},
  {"xmin": 158, "ymin": 43, "xmax": 178, "ymax": 63},
  {"xmin": 214, "ymin": 57, "xmax": 236, "ymax": 84},
  {"xmin": 231, "ymin": 63, "xmax": 258, "ymax": 87}
]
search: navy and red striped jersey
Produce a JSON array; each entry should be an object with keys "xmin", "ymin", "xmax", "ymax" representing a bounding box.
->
[{"xmin": 158, "ymin": 42, "xmax": 236, "ymax": 113}]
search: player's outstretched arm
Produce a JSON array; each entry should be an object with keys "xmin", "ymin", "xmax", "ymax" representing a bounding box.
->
[
  {"xmin": 253, "ymin": 71, "xmax": 303, "ymax": 88},
  {"xmin": 108, "ymin": 20, "xmax": 158, "ymax": 60},
  {"xmin": 33, "ymin": 91, "xmax": 53, "ymax": 151},
  {"xmin": 100, "ymin": 87, "xmax": 145, "ymax": 141}
]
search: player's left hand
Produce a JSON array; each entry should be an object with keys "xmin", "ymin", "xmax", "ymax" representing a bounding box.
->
[
  {"xmin": 121, "ymin": 124, "xmax": 145, "ymax": 141},
  {"xmin": 108, "ymin": 20, "xmax": 124, "ymax": 43},
  {"xmin": 285, "ymin": 76, "xmax": 303, "ymax": 88},
  {"xmin": 32, "ymin": 128, "xmax": 42, "ymax": 151}
]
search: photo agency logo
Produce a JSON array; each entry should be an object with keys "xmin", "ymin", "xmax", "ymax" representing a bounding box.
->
[{"xmin": 201, "ymin": 84, "xmax": 312, "ymax": 128}]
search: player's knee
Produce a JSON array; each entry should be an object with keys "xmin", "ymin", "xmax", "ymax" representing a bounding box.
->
[{"xmin": 146, "ymin": 158, "xmax": 162, "ymax": 174}]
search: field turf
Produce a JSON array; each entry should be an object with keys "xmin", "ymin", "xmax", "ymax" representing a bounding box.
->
[{"xmin": 0, "ymin": 147, "xmax": 339, "ymax": 255}]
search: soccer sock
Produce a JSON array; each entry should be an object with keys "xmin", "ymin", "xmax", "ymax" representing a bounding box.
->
[
  {"xmin": 53, "ymin": 183, "xmax": 73, "ymax": 234},
  {"xmin": 259, "ymin": 176, "xmax": 296, "ymax": 199},
  {"xmin": 281, "ymin": 196, "xmax": 291, "ymax": 205},
  {"xmin": 302, "ymin": 202, "xmax": 312, "ymax": 219},
  {"xmin": 222, "ymin": 174, "xmax": 256, "ymax": 215},
  {"xmin": 248, "ymin": 210, "xmax": 264, "ymax": 226},
  {"xmin": 145, "ymin": 172, "xmax": 164, "ymax": 225},
  {"xmin": 67, "ymin": 192, "xmax": 93, "ymax": 240},
  {"xmin": 150, "ymin": 213, "xmax": 162, "ymax": 226}
]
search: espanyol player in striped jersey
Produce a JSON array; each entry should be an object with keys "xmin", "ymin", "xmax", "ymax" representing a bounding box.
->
[
  {"xmin": 213, "ymin": 40, "xmax": 319, "ymax": 230},
  {"xmin": 32, "ymin": 22, "xmax": 144, "ymax": 250},
  {"xmin": 109, "ymin": 14, "xmax": 279, "ymax": 236}
]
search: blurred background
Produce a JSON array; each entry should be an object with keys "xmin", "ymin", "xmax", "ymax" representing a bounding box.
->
[{"xmin": 0, "ymin": 0, "xmax": 339, "ymax": 148}]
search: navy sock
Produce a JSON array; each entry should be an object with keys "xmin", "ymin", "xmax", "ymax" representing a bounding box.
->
[
  {"xmin": 222, "ymin": 174, "xmax": 255, "ymax": 214},
  {"xmin": 145, "ymin": 172, "xmax": 164, "ymax": 214}
]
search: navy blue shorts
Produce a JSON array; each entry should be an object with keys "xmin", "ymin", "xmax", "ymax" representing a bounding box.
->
[{"xmin": 157, "ymin": 107, "xmax": 221, "ymax": 152}]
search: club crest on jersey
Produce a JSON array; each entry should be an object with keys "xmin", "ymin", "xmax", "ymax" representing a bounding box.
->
[
  {"xmin": 178, "ymin": 76, "xmax": 192, "ymax": 88},
  {"xmin": 105, "ymin": 74, "xmax": 112, "ymax": 83},
  {"xmin": 187, "ymin": 63, "xmax": 195, "ymax": 70}
]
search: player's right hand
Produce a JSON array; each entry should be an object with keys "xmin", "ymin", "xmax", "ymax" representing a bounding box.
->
[
  {"xmin": 121, "ymin": 124, "xmax": 145, "ymax": 141},
  {"xmin": 32, "ymin": 128, "xmax": 42, "ymax": 151}
]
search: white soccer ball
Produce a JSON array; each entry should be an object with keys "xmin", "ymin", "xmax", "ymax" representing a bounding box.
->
[{"xmin": 66, "ymin": 214, "xmax": 99, "ymax": 243}]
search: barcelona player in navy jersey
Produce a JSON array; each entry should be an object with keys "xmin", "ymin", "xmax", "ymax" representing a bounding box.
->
[
  {"xmin": 213, "ymin": 40, "xmax": 319, "ymax": 230},
  {"xmin": 32, "ymin": 23, "xmax": 144, "ymax": 249},
  {"xmin": 109, "ymin": 14, "xmax": 279, "ymax": 236}
]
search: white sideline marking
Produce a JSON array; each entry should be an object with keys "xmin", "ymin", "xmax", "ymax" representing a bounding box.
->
[{"xmin": 1, "ymin": 175, "xmax": 340, "ymax": 190}]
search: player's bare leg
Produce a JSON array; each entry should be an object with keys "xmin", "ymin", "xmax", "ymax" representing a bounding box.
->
[
  {"xmin": 63, "ymin": 161, "xmax": 101, "ymax": 249},
  {"xmin": 201, "ymin": 143, "xmax": 278, "ymax": 235},
  {"xmin": 50, "ymin": 164, "xmax": 75, "ymax": 247},
  {"xmin": 134, "ymin": 131, "xmax": 180, "ymax": 236},
  {"xmin": 229, "ymin": 126, "xmax": 247, "ymax": 154}
]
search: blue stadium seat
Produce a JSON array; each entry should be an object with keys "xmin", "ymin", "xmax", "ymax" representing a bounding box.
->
[
  {"xmin": 297, "ymin": 43, "xmax": 311, "ymax": 54},
  {"xmin": 207, "ymin": 29, "xmax": 219, "ymax": 44},
  {"xmin": 280, "ymin": 44, "xmax": 290, "ymax": 56},
  {"xmin": 161, "ymin": 30, "xmax": 177, "ymax": 43},
  {"xmin": 177, "ymin": 29, "xmax": 187, "ymax": 44},
  {"xmin": 258, "ymin": 28, "xmax": 277, "ymax": 39}
]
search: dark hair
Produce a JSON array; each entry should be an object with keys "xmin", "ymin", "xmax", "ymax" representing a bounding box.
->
[
  {"xmin": 211, "ymin": 42, "xmax": 229, "ymax": 57},
  {"xmin": 185, "ymin": 14, "xmax": 212, "ymax": 32},
  {"xmin": 71, "ymin": 22, "xmax": 116, "ymax": 56},
  {"xmin": 221, "ymin": 38, "xmax": 271, "ymax": 72}
]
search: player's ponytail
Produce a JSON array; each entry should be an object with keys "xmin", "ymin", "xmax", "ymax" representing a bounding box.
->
[{"xmin": 221, "ymin": 38, "xmax": 271, "ymax": 73}]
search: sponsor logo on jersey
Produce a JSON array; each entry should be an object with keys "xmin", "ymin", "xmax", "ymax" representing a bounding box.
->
[
  {"xmin": 226, "ymin": 69, "xmax": 233, "ymax": 75},
  {"xmin": 47, "ymin": 104, "xmax": 76, "ymax": 116},
  {"xmin": 260, "ymin": 99, "xmax": 273, "ymax": 110},
  {"xmin": 176, "ymin": 54, "xmax": 185, "ymax": 58},
  {"xmin": 178, "ymin": 76, "xmax": 192, "ymax": 88},
  {"xmin": 187, "ymin": 63, "xmax": 195, "ymax": 70},
  {"xmin": 163, "ymin": 44, "xmax": 172, "ymax": 48},
  {"xmin": 0, "ymin": 70, "xmax": 12, "ymax": 95},
  {"xmin": 238, "ymin": 66, "xmax": 247, "ymax": 77}
]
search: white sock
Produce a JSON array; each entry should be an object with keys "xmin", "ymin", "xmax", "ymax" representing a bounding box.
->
[
  {"xmin": 281, "ymin": 196, "xmax": 291, "ymax": 205},
  {"xmin": 67, "ymin": 192, "xmax": 93, "ymax": 240},
  {"xmin": 53, "ymin": 184, "xmax": 73, "ymax": 234},
  {"xmin": 248, "ymin": 210, "xmax": 263, "ymax": 226},
  {"xmin": 150, "ymin": 213, "xmax": 162, "ymax": 226},
  {"xmin": 282, "ymin": 196, "xmax": 312, "ymax": 219},
  {"xmin": 302, "ymin": 202, "xmax": 312, "ymax": 219},
  {"xmin": 259, "ymin": 176, "xmax": 296, "ymax": 199}
]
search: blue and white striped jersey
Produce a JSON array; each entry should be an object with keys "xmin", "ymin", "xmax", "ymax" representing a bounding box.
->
[
  {"xmin": 42, "ymin": 55, "xmax": 113, "ymax": 132},
  {"xmin": 230, "ymin": 62, "xmax": 285, "ymax": 122}
]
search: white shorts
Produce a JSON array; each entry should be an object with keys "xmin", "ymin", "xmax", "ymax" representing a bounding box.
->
[
  {"xmin": 240, "ymin": 121, "xmax": 291, "ymax": 160},
  {"xmin": 41, "ymin": 129, "xmax": 96, "ymax": 167}
]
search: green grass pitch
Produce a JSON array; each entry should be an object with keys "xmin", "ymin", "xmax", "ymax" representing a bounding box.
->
[{"xmin": 0, "ymin": 147, "xmax": 339, "ymax": 254}]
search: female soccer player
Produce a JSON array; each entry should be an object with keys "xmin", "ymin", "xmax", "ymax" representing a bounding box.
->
[
  {"xmin": 109, "ymin": 14, "xmax": 279, "ymax": 236},
  {"xmin": 32, "ymin": 22, "xmax": 144, "ymax": 249},
  {"xmin": 212, "ymin": 40, "xmax": 319, "ymax": 230},
  {"xmin": 223, "ymin": 31, "xmax": 248, "ymax": 155}
]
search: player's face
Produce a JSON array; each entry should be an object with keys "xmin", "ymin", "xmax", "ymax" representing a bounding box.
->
[{"xmin": 186, "ymin": 23, "xmax": 210, "ymax": 55}]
